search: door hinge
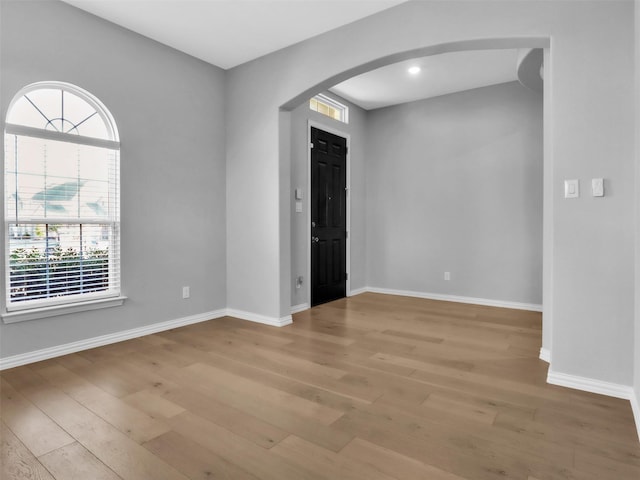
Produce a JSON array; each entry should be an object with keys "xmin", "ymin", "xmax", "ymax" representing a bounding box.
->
[
  {"xmin": 310, "ymin": 142, "xmax": 314, "ymax": 149},
  {"xmin": 345, "ymin": 272, "xmax": 349, "ymax": 280},
  {"xmin": 345, "ymin": 230, "xmax": 349, "ymax": 239}
]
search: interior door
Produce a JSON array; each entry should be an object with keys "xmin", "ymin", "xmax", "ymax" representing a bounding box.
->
[{"xmin": 311, "ymin": 127, "xmax": 347, "ymax": 306}]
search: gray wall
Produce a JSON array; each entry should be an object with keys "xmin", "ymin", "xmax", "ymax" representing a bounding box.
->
[
  {"xmin": 365, "ymin": 82, "xmax": 543, "ymax": 305},
  {"xmin": 289, "ymin": 93, "xmax": 368, "ymax": 308},
  {"xmin": 635, "ymin": 0, "xmax": 640, "ymax": 418},
  {"xmin": 0, "ymin": 0, "xmax": 227, "ymax": 357},
  {"xmin": 227, "ymin": 0, "xmax": 636, "ymax": 386}
]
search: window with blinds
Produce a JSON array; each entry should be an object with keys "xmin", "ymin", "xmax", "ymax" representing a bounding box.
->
[{"xmin": 4, "ymin": 82, "xmax": 120, "ymax": 312}]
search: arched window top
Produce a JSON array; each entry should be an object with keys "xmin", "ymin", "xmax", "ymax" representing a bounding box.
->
[{"xmin": 6, "ymin": 81, "xmax": 119, "ymax": 143}]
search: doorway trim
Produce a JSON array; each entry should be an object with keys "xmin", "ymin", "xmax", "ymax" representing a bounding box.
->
[{"xmin": 307, "ymin": 120, "xmax": 351, "ymax": 306}]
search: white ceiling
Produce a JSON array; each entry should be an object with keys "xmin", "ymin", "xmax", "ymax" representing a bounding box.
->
[
  {"xmin": 62, "ymin": 0, "xmax": 407, "ymax": 69},
  {"xmin": 330, "ymin": 49, "xmax": 520, "ymax": 110},
  {"xmin": 61, "ymin": 1, "xmax": 523, "ymax": 109}
]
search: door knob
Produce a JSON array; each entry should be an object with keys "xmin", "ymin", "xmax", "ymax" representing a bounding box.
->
[
  {"xmin": 311, "ymin": 221, "xmax": 316, "ymax": 227},
  {"xmin": 312, "ymin": 237, "xmax": 319, "ymax": 243}
]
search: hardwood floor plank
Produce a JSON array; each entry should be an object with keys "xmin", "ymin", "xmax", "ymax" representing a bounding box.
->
[
  {"xmin": 66, "ymin": 357, "xmax": 182, "ymax": 399},
  {"xmin": 185, "ymin": 362, "xmax": 345, "ymax": 425},
  {"xmin": 533, "ymin": 402, "xmax": 640, "ymax": 444},
  {"xmin": 168, "ymin": 412, "xmax": 326, "ymax": 480},
  {"xmin": 332, "ymin": 400, "xmax": 594, "ymax": 480},
  {"xmin": 1, "ymin": 422, "xmax": 55, "ymax": 480},
  {"xmin": 0, "ymin": 378, "xmax": 75, "ymax": 457},
  {"xmin": 160, "ymin": 384, "xmax": 289, "ymax": 448},
  {"xmin": 38, "ymin": 442, "xmax": 122, "ymax": 480},
  {"xmin": 152, "ymin": 347, "xmax": 365, "ymax": 414},
  {"xmin": 271, "ymin": 434, "xmax": 396, "ymax": 480},
  {"xmin": 121, "ymin": 390, "xmax": 186, "ymax": 420},
  {"xmin": 264, "ymin": 324, "xmax": 357, "ymax": 346},
  {"xmin": 3, "ymin": 377, "xmax": 189, "ymax": 480},
  {"xmin": 203, "ymin": 331, "xmax": 352, "ymax": 381},
  {"xmin": 422, "ymin": 391, "xmax": 499, "ymax": 425},
  {"xmin": 198, "ymin": 341, "xmax": 382, "ymax": 403},
  {"xmin": 572, "ymin": 448, "xmax": 640, "ymax": 479},
  {"xmin": 334, "ymin": 397, "xmax": 577, "ymax": 475},
  {"xmin": 493, "ymin": 409, "xmax": 640, "ymax": 465},
  {"xmin": 143, "ymin": 431, "xmax": 260, "ymax": 480},
  {"xmin": 453, "ymin": 389, "xmax": 536, "ymax": 422},
  {"xmin": 332, "ymin": 404, "xmax": 523, "ymax": 480},
  {"xmin": 340, "ymin": 437, "xmax": 466, "ymax": 480},
  {"xmin": 53, "ymin": 353, "xmax": 95, "ymax": 370},
  {"xmin": 34, "ymin": 364, "xmax": 171, "ymax": 443},
  {"xmin": 135, "ymin": 356, "xmax": 354, "ymax": 451}
]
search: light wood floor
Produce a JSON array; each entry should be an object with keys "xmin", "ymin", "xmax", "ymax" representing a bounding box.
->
[{"xmin": 2, "ymin": 293, "xmax": 639, "ymax": 480}]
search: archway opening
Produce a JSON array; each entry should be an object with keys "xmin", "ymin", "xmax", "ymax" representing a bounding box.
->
[{"xmin": 279, "ymin": 37, "xmax": 551, "ymax": 361}]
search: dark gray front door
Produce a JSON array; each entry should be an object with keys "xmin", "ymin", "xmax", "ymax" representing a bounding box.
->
[{"xmin": 310, "ymin": 127, "xmax": 347, "ymax": 306}]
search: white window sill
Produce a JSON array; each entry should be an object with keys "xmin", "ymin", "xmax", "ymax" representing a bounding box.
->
[{"xmin": 2, "ymin": 296, "xmax": 127, "ymax": 324}]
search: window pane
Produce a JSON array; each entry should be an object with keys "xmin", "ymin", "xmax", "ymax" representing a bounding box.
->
[
  {"xmin": 8, "ymin": 223, "xmax": 116, "ymax": 303},
  {"xmin": 5, "ymin": 134, "xmax": 118, "ymax": 222},
  {"xmin": 309, "ymin": 94, "xmax": 348, "ymax": 123},
  {"xmin": 7, "ymin": 87, "xmax": 112, "ymax": 140}
]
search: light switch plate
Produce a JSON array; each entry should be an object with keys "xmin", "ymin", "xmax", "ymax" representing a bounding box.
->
[
  {"xmin": 295, "ymin": 201, "xmax": 303, "ymax": 213},
  {"xmin": 592, "ymin": 178, "xmax": 604, "ymax": 197},
  {"xmin": 564, "ymin": 179, "xmax": 579, "ymax": 198}
]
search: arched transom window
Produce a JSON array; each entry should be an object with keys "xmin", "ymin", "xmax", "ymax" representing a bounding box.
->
[{"xmin": 4, "ymin": 82, "xmax": 121, "ymax": 317}]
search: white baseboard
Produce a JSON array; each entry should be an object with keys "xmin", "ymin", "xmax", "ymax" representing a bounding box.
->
[
  {"xmin": 291, "ymin": 303, "xmax": 309, "ymax": 314},
  {"xmin": 539, "ymin": 347, "xmax": 551, "ymax": 363},
  {"xmin": 226, "ymin": 309, "xmax": 292, "ymax": 327},
  {"xmin": 365, "ymin": 287, "xmax": 542, "ymax": 312},
  {"xmin": 0, "ymin": 309, "xmax": 227, "ymax": 371},
  {"xmin": 547, "ymin": 370, "xmax": 639, "ymax": 442},
  {"xmin": 348, "ymin": 287, "xmax": 368, "ymax": 297},
  {"xmin": 0, "ymin": 305, "xmax": 296, "ymax": 371},
  {"xmin": 547, "ymin": 369, "xmax": 635, "ymax": 400},
  {"xmin": 631, "ymin": 390, "xmax": 640, "ymax": 442}
]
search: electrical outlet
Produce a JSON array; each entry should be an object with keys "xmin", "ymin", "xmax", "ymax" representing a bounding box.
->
[
  {"xmin": 444, "ymin": 272, "xmax": 451, "ymax": 281},
  {"xmin": 182, "ymin": 286, "xmax": 190, "ymax": 299}
]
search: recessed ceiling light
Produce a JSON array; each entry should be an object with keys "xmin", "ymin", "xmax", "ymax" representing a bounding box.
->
[{"xmin": 408, "ymin": 66, "xmax": 421, "ymax": 75}]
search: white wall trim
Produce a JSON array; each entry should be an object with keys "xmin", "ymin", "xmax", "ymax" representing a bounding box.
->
[
  {"xmin": 291, "ymin": 303, "xmax": 309, "ymax": 314},
  {"xmin": 364, "ymin": 287, "xmax": 543, "ymax": 312},
  {"xmin": 226, "ymin": 308, "xmax": 293, "ymax": 327},
  {"xmin": 547, "ymin": 369, "xmax": 635, "ymax": 400},
  {"xmin": 0, "ymin": 308, "xmax": 226, "ymax": 371},
  {"xmin": 348, "ymin": 287, "xmax": 368, "ymax": 297},
  {"xmin": 539, "ymin": 348, "xmax": 551, "ymax": 363},
  {"xmin": 547, "ymin": 371, "xmax": 639, "ymax": 441},
  {"xmin": 2, "ymin": 295, "xmax": 127, "ymax": 324},
  {"xmin": 631, "ymin": 390, "xmax": 640, "ymax": 442}
]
